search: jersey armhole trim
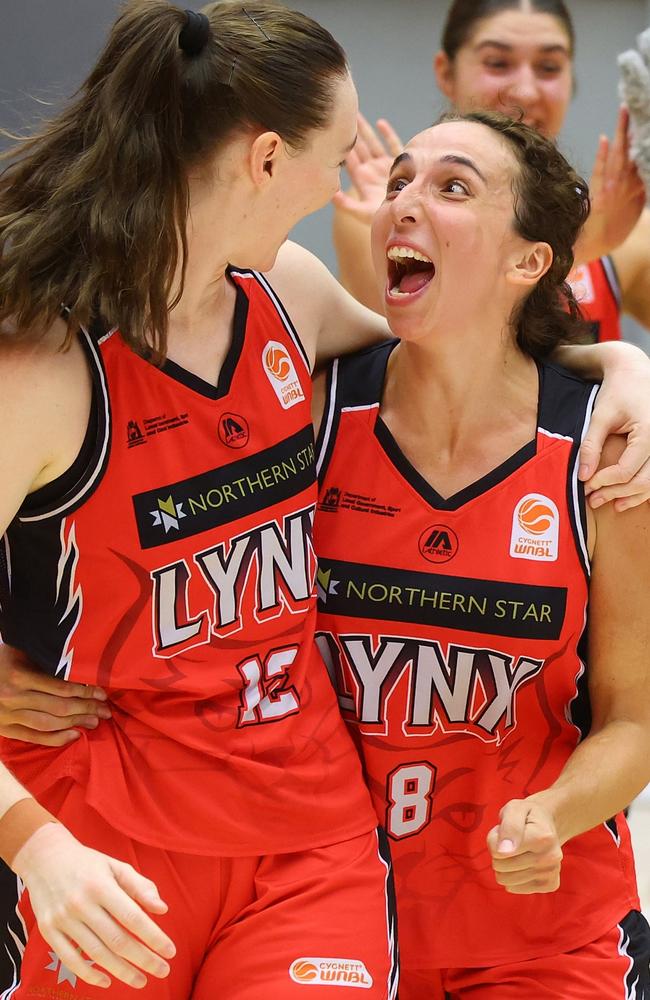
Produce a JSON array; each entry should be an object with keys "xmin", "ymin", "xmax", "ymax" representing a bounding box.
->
[
  {"xmin": 601, "ymin": 255, "xmax": 622, "ymax": 309},
  {"xmin": 568, "ymin": 382, "xmax": 599, "ymax": 581},
  {"xmin": 17, "ymin": 327, "xmax": 112, "ymax": 523},
  {"xmin": 315, "ymin": 358, "xmax": 340, "ymax": 484}
]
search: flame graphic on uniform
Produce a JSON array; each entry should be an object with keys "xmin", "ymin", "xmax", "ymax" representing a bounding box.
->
[
  {"xmin": 290, "ymin": 961, "xmax": 319, "ymax": 981},
  {"xmin": 517, "ymin": 498, "xmax": 555, "ymax": 535},
  {"xmin": 264, "ymin": 345, "xmax": 291, "ymax": 381}
]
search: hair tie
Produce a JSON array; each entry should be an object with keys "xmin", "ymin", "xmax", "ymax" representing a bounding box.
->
[{"xmin": 179, "ymin": 9, "xmax": 210, "ymax": 56}]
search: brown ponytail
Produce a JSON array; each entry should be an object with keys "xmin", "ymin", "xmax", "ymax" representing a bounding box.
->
[{"xmin": 0, "ymin": 1, "xmax": 348, "ymax": 357}]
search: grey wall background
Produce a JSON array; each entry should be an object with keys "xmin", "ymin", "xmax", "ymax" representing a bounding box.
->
[{"xmin": 2, "ymin": 0, "xmax": 650, "ymax": 341}]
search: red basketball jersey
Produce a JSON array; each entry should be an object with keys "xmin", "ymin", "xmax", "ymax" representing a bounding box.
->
[
  {"xmin": 0, "ymin": 269, "xmax": 376, "ymax": 855},
  {"xmin": 314, "ymin": 342, "xmax": 639, "ymax": 967},
  {"xmin": 567, "ymin": 256, "xmax": 622, "ymax": 342}
]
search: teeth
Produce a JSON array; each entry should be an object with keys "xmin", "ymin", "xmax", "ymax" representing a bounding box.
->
[
  {"xmin": 387, "ymin": 246, "xmax": 432, "ymax": 264},
  {"xmin": 389, "ymin": 287, "xmax": 411, "ymax": 297}
]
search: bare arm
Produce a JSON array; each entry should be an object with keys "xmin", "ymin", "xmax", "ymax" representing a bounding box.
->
[
  {"xmin": 488, "ymin": 436, "xmax": 650, "ymax": 892},
  {"xmin": 0, "ymin": 332, "xmax": 175, "ymax": 988}
]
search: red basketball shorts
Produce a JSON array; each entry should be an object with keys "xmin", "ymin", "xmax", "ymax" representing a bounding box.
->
[
  {"xmin": 1, "ymin": 778, "xmax": 399, "ymax": 999},
  {"xmin": 400, "ymin": 909, "xmax": 650, "ymax": 999}
]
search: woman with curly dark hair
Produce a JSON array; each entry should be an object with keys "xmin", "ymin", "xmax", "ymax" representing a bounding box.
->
[{"xmin": 315, "ymin": 111, "xmax": 650, "ymax": 998}]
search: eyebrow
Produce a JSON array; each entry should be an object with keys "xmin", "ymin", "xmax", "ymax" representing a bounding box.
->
[
  {"xmin": 389, "ymin": 151, "xmax": 487, "ymax": 184},
  {"xmin": 474, "ymin": 39, "xmax": 570, "ymax": 56},
  {"xmin": 342, "ymin": 134, "xmax": 358, "ymax": 154}
]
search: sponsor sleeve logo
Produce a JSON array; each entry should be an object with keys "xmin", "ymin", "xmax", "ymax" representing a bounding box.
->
[
  {"xmin": 263, "ymin": 340, "xmax": 306, "ymax": 409},
  {"xmin": 289, "ymin": 958, "xmax": 373, "ymax": 989},
  {"xmin": 510, "ymin": 493, "xmax": 559, "ymax": 562}
]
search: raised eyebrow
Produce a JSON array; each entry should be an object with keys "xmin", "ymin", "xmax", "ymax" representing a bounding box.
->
[
  {"xmin": 439, "ymin": 154, "xmax": 486, "ymax": 184},
  {"xmin": 388, "ymin": 152, "xmax": 413, "ymax": 174}
]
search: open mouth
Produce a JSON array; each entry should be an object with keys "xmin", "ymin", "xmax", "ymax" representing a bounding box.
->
[{"xmin": 387, "ymin": 246, "xmax": 436, "ymax": 298}]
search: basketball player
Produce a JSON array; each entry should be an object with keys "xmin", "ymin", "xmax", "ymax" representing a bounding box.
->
[
  {"xmin": 0, "ymin": 3, "xmax": 400, "ymax": 996},
  {"xmin": 315, "ymin": 112, "xmax": 650, "ymax": 998},
  {"xmin": 333, "ymin": 0, "xmax": 650, "ymax": 348}
]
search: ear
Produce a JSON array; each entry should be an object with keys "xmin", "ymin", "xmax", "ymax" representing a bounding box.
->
[
  {"xmin": 507, "ymin": 242, "xmax": 553, "ymax": 288},
  {"xmin": 248, "ymin": 131, "xmax": 285, "ymax": 188},
  {"xmin": 434, "ymin": 50, "xmax": 455, "ymax": 100}
]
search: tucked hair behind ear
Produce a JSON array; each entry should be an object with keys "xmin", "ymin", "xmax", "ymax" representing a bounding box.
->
[
  {"xmin": 0, "ymin": 1, "xmax": 348, "ymax": 357},
  {"xmin": 438, "ymin": 110, "xmax": 590, "ymax": 357}
]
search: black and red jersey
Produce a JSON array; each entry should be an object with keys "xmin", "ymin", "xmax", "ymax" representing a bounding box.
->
[
  {"xmin": 567, "ymin": 256, "xmax": 622, "ymax": 342},
  {"xmin": 314, "ymin": 341, "xmax": 639, "ymax": 967},
  {"xmin": 0, "ymin": 269, "xmax": 376, "ymax": 856}
]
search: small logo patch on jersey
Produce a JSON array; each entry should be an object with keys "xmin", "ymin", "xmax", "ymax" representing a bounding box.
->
[
  {"xmin": 510, "ymin": 494, "xmax": 559, "ymax": 561},
  {"xmin": 289, "ymin": 958, "xmax": 373, "ymax": 989},
  {"xmin": 567, "ymin": 264, "xmax": 595, "ymax": 304},
  {"xmin": 262, "ymin": 341, "xmax": 305, "ymax": 409},
  {"xmin": 218, "ymin": 412, "xmax": 249, "ymax": 449},
  {"xmin": 151, "ymin": 494, "xmax": 186, "ymax": 533},
  {"xmin": 419, "ymin": 524, "xmax": 459, "ymax": 563},
  {"xmin": 127, "ymin": 419, "xmax": 146, "ymax": 448}
]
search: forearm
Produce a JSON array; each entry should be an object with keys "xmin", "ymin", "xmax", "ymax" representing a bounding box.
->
[
  {"xmin": 553, "ymin": 340, "xmax": 648, "ymax": 380},
  {"xmin": 528, "ymin": 718, "xmax": 650, "ymax": 845},
  {"xmin": 0, "ymin": 763, "xmax": 33, "ymax": 819}
]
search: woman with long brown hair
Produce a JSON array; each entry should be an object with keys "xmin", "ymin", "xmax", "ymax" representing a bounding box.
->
[{"xmin": 0, "ymin": 3, "xmax": 401, "ymax": 996}]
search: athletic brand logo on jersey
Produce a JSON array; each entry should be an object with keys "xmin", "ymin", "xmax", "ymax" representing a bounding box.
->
[
  {"xmin": 317, "ymin": 630, "xmax": 544, "ymax": 745},
  {"xmin": 262, "ymin": 341, "xmax": 305, "ymax": 409},
  {"xmin": 419, "ymin": 524, "xmax": 458, "ymax": 563},
  {"xmin": 289, "ymin": 958, "xmax": 373, "ymax": 988},
  {"xmin": 151, "ymin": 495, "xmax": 186, "ymax": 533},
  {"xmin": 510, "ymin": 494, "xmax": 559, "ymax": 561},
  {"xmin": 218, "ymin": 412, "xmax": 249, "ymax": 449}
]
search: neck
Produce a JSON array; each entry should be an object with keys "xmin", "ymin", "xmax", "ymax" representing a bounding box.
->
[{"xmin": 383, "ymin": 319, "xmax": 537, "ymax": 459}]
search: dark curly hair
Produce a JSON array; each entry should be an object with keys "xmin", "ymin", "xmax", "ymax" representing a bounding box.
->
[{"xmin": 438, "ymin": 109, "xmax": 590, "ymax": 358}]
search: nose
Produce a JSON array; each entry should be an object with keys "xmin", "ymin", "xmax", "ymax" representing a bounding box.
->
[
  {"xmin": 503, "ymin": 64, "xmax": 541, "ymax": 108},
  {"xmin": 390, "ymin": 186, "xmax": 420, "ymax": 226}
]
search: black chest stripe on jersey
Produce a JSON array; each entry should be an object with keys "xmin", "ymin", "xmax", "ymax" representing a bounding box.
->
[
  {"xmin": 133, "ymin": 425, "xmax": 315, "ymax": 549},
  {"xmin": 317, "ymin": 558, "xmax": 567, "ymax": 640}
]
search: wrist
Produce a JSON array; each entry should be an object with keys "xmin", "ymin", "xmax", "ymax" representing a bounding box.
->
[
  {"xmin": 0, "ymin": 798, "xmax": 59, "ymax": 873},
  {"xmin": 525, "ymin": 788, "xmax": 573, "ymax": 845}
]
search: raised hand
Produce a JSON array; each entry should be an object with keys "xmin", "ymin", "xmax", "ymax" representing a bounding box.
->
[
  {"xmin": 0, "ymin": 644, "xmax": 111, "ymax": 745},
  {"xmin": 487, "ymin": 798, "xmax": 563, "ymax": 894},
  {"xmin": 13, "ymin": 822, "xmax": 176, "ymax": 990},
  {"xmin": 574, "ymin": 106, "xmax": 645, "ymax": 264},
  {"xmin": 333, "ymin": 113, "xmax": 404, "ymax": 224}
]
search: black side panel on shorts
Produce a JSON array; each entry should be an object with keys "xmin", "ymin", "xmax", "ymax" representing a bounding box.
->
[{"xmin": 619, "ymin": 910, "xmax": 650, "ymax": 999}]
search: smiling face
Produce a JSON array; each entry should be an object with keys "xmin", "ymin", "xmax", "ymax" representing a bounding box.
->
[
  {"xmin": 435, "ymin": 9, "xmax": 573, "ymax": 139},
  {"xmin": 371, "ymin": 120, "xmax": 538, "ymax": 341}
]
